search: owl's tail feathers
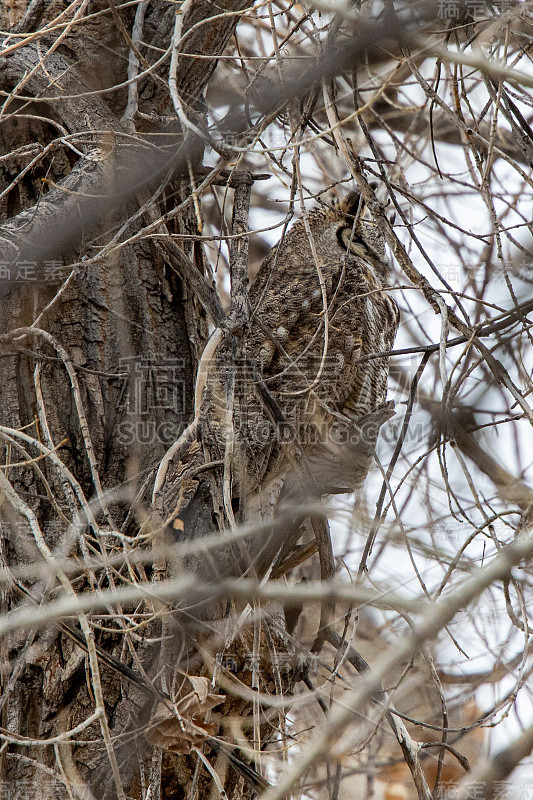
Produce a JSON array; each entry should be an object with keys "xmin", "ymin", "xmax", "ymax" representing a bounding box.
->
[
  {"xmin": 259, "ymin": 402, "xmax": 396, "ymax": 586},
  {"xmin": 307, "ymin": 401, "xmax": 396, "ymax": 495}
]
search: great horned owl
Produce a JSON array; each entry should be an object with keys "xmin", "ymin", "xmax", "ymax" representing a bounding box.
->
[
  {"xmin": 199, "ymin": 190, "xmax": 399, "ymax": 505},
  {"xmin": 154, "ymin": 190, "xmax": 399, "ymax": 524}
]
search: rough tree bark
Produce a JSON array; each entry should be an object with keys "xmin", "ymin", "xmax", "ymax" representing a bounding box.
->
[{"xmin": 0, "ymin": 2, "xmax": 280, "ymax": 798}]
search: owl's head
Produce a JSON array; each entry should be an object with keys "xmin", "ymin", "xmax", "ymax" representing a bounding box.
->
[
  {"xmin": 288, "ymin": 188, "xmax": 389, "ymax": 277},
  {"xmin": 334, "ymin": 189, "xmax": 387, "ymax": 265}
]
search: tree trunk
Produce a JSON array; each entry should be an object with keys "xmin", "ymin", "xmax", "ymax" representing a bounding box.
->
[{"xmin": 0, "ymin": 2, "xmax": 284, "ymax": 798}]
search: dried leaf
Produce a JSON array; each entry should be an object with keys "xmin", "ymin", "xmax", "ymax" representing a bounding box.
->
[{"xmin": 145, "ymin": 675, "xmax": 225, "ymax": 754}]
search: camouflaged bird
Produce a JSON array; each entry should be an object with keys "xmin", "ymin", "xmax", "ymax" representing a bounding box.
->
[{"xmin": 153, "ymin": 190, "xmax": 399, "ymax": 523}]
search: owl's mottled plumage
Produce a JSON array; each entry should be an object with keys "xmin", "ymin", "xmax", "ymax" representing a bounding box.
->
[{"xmin": 199, "ymin": 190, "xmax": 399, "ymax": 501}]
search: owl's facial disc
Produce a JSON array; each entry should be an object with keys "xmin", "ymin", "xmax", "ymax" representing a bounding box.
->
[{"xmin": 337, "ymin": 226, "xmax": 375, "ymax": 259}]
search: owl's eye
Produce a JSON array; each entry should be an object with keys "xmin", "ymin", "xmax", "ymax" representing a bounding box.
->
[{"xmin": 337, "ymin": 226, "xmax": 369, "ymax": 258}]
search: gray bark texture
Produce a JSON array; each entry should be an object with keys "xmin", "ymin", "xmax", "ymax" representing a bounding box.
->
[{"xmin": 0, "ymin": 2, "xmax": 285, "ymax": 799}]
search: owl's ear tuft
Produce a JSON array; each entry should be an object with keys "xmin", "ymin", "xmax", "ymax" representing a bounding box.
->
[
  {"xmin": 339, "ymin": 190, "xmax": 363, "ymax": 219},
  {"xmin": 339, "ymin": 183, "xmax": 380, "ymax": 218}
]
